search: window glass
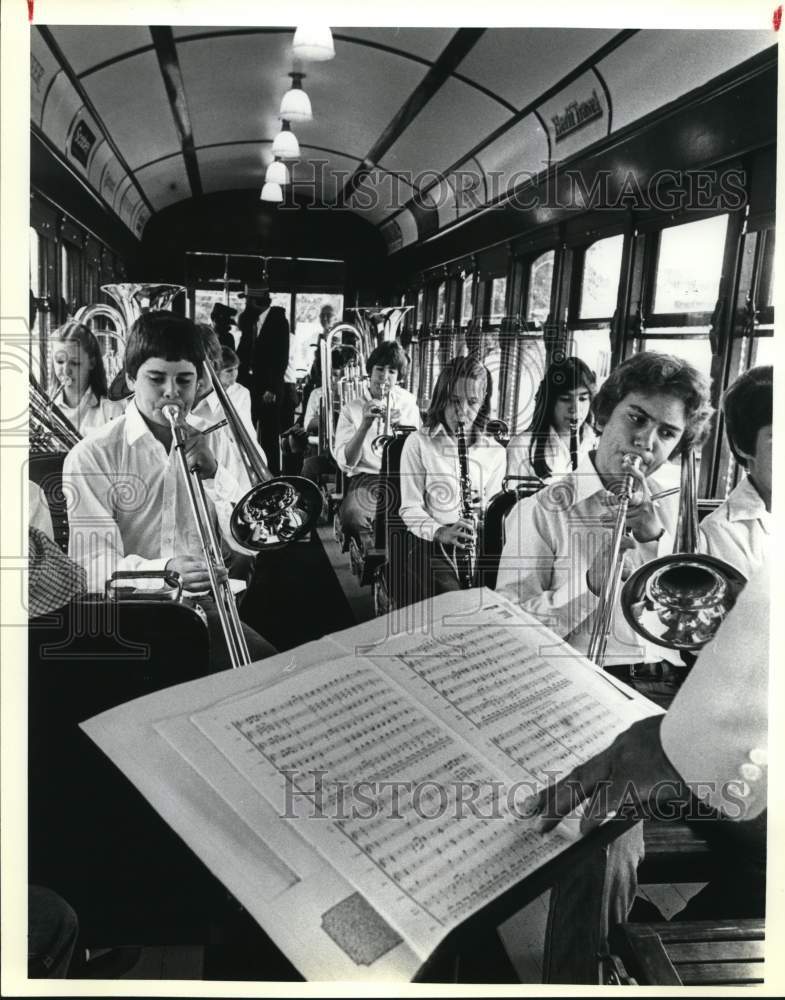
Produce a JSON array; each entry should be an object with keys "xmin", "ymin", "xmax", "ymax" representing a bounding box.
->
[
  {"xmin": 526, "ymin": 250, "xmax": 554, "ymax": 325},
  {"xmin": 511, "ymin": 340, "xmax": 547, "ymax": 433},
  {"xmin": 293, "ymin": 292, "xmax": 344, "ymax": 376},
  {"xmin": 60, "ymin": 244, "xmax": 70, "ymax": 317},
  {"xmin": 579, "ymin": 234, "xmax": 623, "ymax": 319},
  {"xmin": 194, "ymin": 290, "xmax": 220, "ymax": 327},
  {"xmin": 636, "ymin": 338, "xmax": 713, "ymax": 384},
  {"xmin": 569, "ymin": 328, "xmax": 612, "ymax": 383},
  {"xmin": 416, "ymin": 289, "xmax": 424, "ymax": 326},
  {"xmin": 751, "ymin": 336, "xmax": 775, "ymax": 369},
  {"xmin": 461, "ymin": 275, "xmax": 474, "ymax": 323},
  {"xmin": 435, "ymin": 282, "xmax": 446, "ymax": 324},
  {"xmin": 653, "ymin": 215, "xmax": 728, "ymax": 314},
  {"xmin": 489, "ymin": 277, "xmax": 507, "ymax": 322}
]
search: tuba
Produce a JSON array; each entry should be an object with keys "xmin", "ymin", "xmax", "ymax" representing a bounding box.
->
[
  {"xmin": 621, "ymin": 449, "xmax": 747, "ymax": 651},
  {"xmin": 74, "ymin": 283, "xmax": 185, "ymax": 397},
  {"xmin": 29, "ymin": 371, "xmax": 81, "ymax": 454}
]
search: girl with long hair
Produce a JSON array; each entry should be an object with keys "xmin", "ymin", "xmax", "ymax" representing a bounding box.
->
[
  {"xmin": 399, "ymin": 355, "xmax": 505, "ymax": 596},
  {"xmin": 506, "ymin": 356, "xmax": 597, "ymax": 481},
  {"xmin": 49, "ymin": 321, "xmax": 124, "ymax": 437}
]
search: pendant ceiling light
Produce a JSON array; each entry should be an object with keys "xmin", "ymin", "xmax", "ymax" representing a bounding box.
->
[
  {"xmin": 265, "ymin": 158, "xmax": 289, "ymax": 186},
  {"xmin": 271, "ymin": 121, "xmax": 300, "ymax": 160},
  {"xmin": 279, "ymin": 72, "xmax": 312, "ymax": 123},
  {"xmin": 292, "ymin": 25, "xmax": 335, "ymax": 62},
  {"xmin": 260, "ymin": 181, "xmax": 283, "ymax": 203}
]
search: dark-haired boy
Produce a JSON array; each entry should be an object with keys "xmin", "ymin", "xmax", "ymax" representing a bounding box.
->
[
  {"xmin": 333, "ymin": 341, "xmax": 421, "ymax": 546},
  {"xmin": 700, "ymin": 365, "xmax": 772, "ymax": 580},
  {"xmin": 64, "ymin": 311, "xmax": 275, "ymax": 671},
  {"xmin": 496, "ymin": 351, "xmax": 715, "ymax": 983}
]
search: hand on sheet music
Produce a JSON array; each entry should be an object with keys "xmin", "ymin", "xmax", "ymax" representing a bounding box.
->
[
  {"xmin": 434, "ymin": 518, "xmax": 476, "ymax": 549},
  {"xmin": 165, "ymin": 555, "xmax": 228, "ymax": 592},
  {"xmin": 530, "ymin": 715, "xmax": 689, "ymax": 837}
]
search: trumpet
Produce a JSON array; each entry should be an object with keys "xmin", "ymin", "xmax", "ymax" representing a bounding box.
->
[
  {"xmin": 163, "ymin": 403, "xmax": 251, "ymax": 669},
  {"xmin": 371, "ymin": 378, "xmax": 395, "ymax": 456},
  {"xmin": 29, "ymin": 372, "xmax": 82, "ymax": 454},
  {"xmin": 320, "ymin": 324, "xmax": 368, "ymax": 459},
  {"xmin": 586, "ymin": 453, "xmax": 640, "ymax": 667},
  {"xmin": 203, "ymin": 359, "xmax": 323, "ymax": 551},
  {"xmin": 621, "ymin": 449, "xmax": 746, "ymax": 651}
]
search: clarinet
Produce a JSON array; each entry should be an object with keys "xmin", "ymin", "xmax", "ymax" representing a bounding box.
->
[
  {"xmin": 569, "ymin": 416, "xmax": 579, "ymax": 471},
  {"xmin": 455, "ymin": 421, "xmax": 476, "ymax": 589}
]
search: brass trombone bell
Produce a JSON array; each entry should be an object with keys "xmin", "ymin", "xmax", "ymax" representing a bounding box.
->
[
  {"xmin": 620, "ymin": 448, "xmax": 746, "ymax": 652},
  {"xmin": 621, "ymin": 554, "xmax": 746, "ymax": 651}
]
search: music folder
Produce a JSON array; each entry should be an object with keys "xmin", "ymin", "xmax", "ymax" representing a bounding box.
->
[{"xmin": 81, "ymin": 588, "xmax": 660, "ymax": 982}]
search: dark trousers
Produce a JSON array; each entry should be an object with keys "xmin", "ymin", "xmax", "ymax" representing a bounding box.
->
[{"xmin": 28, "ymin": 886, "xmax": 79, "ymax": 978}]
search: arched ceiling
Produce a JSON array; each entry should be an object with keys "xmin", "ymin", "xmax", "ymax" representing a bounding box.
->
[{"xmin": 31, "ymin": 25, "xmax": 774, "ymax": 252}]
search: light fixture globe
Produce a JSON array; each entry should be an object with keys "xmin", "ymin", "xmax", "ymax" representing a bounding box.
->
[
  {"xmin": 272, "ymin": 121, "xmax": 300, "ymax": 160},
  {"xmin": 260, "ymin": 181, "xmax": 283, "ymax": 203},
  {"xmin": 292, "ymin": 25, "xmax": 335, "ymax": 62},
  {"xmin": 265, "ymin": 159, "xmax": 289, "ymax": 185},
  {"xmin": 279, "ymin": 72, "xmax": 312, "ymax": 123}
]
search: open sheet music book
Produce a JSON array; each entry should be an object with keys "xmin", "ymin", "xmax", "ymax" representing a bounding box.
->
[{"xmin": 82, "ymin": 588, "xmax": 661, "ymax": 982}]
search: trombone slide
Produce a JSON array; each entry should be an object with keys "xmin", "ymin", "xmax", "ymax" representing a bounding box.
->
[{"xmin": 163, "ymin": 404, "xmax": 251, "ymax": 670}]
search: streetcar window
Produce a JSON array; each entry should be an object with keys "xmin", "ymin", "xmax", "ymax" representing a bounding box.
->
[
  {"xmin": 526, "ymin": 251, "xmax": 554, "ymax": 326},
  {"xmin": 579, "ymin": 234, "xmax": 624, "ymax": 319},
  {"xmin": 653, "ymin": 215, "xmax": 728, "ymax": 314},
  {"xmin": 435, "ymin": 282, "xmax": 446, "ymax": 324},
  {"xmin": 489, "ymin": 277, "xmax": 506, "ymax": 323},
  {"xmin": 636, "ymin": 337, "xmax": 714, "ymax": 383},
  {"xmin": 461, "ymin": 275, "xmax": 474, "ymax": 324}
]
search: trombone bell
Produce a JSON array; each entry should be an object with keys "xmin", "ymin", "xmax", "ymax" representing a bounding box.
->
[
  {"xmin": 621, "ymin": 553, "xmax": 747, "ymax": 651},
  {"xmin": 229, "ymin": 476, "xmax": 323, "ymax": 551}
]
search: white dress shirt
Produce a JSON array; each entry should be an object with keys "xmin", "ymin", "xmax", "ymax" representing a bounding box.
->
[
  {"xmin": 495, "ymin": 451, "xmax": 679, "ymax": 665},
  {"xmin": 699, "ymin": 475, "xmax": 770, "ymax": 581},
  {"xmin": 64, "ymin": 399, "xmax": 247, "ymax": 594},
  {"xmin": 334, "ymin": 385, "xmax": 421, "ymax": 476},
  {"xmin": 399, "ymin": 424, "xmax": 506, "ymax": 540},
  {"xmin": 190, "ymin": 388, "xmax": 267, "ymax": 477},
  {"xmin": 661, "ymin": 558, "xmax": 768, "ymax": 819},
  {"xmin": 284, "ymin": 332, "xmax": 297, "ymax": 384},
  {"xmin": 303, "ymin": 386, "xmax": 322, "ymax": 434},
  {"xmin": 506, "ymin": 426, "xmax": 597, "ymax": 481},
  {"xmin": 59, "ymin": 388, "xmax": 125, "ymax": 437}
]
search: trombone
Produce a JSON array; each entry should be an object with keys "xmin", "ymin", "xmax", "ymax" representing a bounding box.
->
[
  {"xmin": 621, "ymin": 449, "xmax": 746, "ymax": 651},
  {"xmin": 586, "ymin": 454, "xmax": 641, "ymax": 667},
  {"xmin": 203, "ymin": 359, "xmax": 323, "ymax": 551},
  {"xmin": 163, "ymin": 403, "xmax": 251, "ymax": 669}
]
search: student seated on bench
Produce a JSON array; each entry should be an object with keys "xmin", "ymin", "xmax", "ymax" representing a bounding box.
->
[
  {"xmin": 63, "ymin": 311, "xmax": 276, "ymax": 672},
  {"xmin": 700, "ymin": 365, "xmax": 771, "ymax": 580},
  {"xmin": 532, "ymin": 558, "xmax": 768, "ymax": 982},
  {"xmin": 333, "ymin": 341, "xmax": 420, "ymax": 549}
]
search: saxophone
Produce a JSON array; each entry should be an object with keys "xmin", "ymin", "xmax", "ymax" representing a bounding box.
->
[{"xmin": 455, "ymin": 421, "xmax": 477, "ymax": 589}]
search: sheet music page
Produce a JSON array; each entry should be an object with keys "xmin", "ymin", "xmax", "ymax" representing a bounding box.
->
[{"xmin": 186, "ymin": 591, "xmax": 658, "ymax": 959}]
